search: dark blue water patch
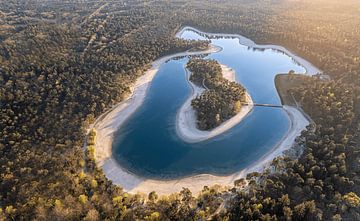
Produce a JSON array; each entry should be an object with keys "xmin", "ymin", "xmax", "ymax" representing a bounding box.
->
[
  {"xmin": 112, "ymin": 58, "xmax": 291, "ymax": 179},
  {"xmin": 112, "ymin": 29, "xmax": 306, "ymax": 179}
]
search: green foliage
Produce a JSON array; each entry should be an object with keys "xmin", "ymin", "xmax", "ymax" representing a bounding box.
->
[
  {"xmin": 148, "ymin": 191, "xmax": 158, "ymax": 202},
  {"xmin": 0, "ymin": 0, "xmax": 359, "ymax": 220},
  {"xmin": 187, "ymin": 58, "xmax": 246, "ymax": 130},
  {"xmin": 145, "ymin": 212, "xmax": 160, "ymax": 221},
  {"xmin": 343, "ymin": 192, "xmax": 360, "ymax": 207},
  {"xmin": 78, "ymin": 194, "xmax": 88, "ymax": 204}
]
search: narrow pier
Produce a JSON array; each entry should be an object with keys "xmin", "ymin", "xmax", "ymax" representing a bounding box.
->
[
  {"xmin": 243, "ymin": 103, "xmax": 283, "ymax": 108},
  {"xmin": 201, "ymin": 79, "xmax": 283, "ymax": 109}
]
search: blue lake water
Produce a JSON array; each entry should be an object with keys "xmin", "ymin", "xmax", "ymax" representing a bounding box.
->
[{"xmin": 112, "ymin": 28, "xmax": 306, "ymax": 179}]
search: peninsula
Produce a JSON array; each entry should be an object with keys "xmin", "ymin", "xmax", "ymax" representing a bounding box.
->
[
  {"xmin": 176, "ymin": 59, "xmax": 253, "ymax": 143},
  {"xmin": 188, "ymin": 58, "xmax": 248, "ymax": 130}
]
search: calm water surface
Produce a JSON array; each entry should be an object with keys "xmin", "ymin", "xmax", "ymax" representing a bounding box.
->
[{"xmin": 112, "ymin": 29, "xmax": 306, "ymax": 179}]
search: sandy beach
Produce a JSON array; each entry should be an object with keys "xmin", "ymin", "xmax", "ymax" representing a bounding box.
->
[
  {"xmin": 90, "ymin": 26, "xmax": 313, "ymax": 196},
  {"xmin": 176, "ymin": 64, "xmax": 253, "ymax": 143},
  {"xmin": 92, "ymin": 45, "xmax": 221, "ymax": 164},
  {"xmin": 99, "ymin": 105, "xmax": 309, "ymax": 196}
]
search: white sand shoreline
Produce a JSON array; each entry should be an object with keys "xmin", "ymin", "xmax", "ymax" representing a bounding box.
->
[
  {"xmin": 99, "ymin": 105, "xmax": 309, "ymax": 196},
  {"xmin": 90, "ymin": 26, "xmax": 313, "ymax": 196},
  {"xmin": 92, "ymin": 45, "xmax": 221, "ymax": 164},
  {"xmin": 176, "ymin": 64, "xmax": 254, "ymax": 143}
]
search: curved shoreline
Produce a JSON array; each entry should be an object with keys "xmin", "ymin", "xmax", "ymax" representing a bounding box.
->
[
  {"xmin": 91, "ymin": 26, "xmax": 313, "ymax": 196},
  {"xmin": 177, "ymin": 26, "xmax": 322, "ymax": 75},
  {"xmin": 92, "ymin": 44, "xmax": 222, "ymax": 164},
  {"xmin": 99, "ymin": 105, "xmax": 309, "ymax": 196},
  {"xmin": 176, "ymin": 65, "xmax": 254, "ymax": 143}
]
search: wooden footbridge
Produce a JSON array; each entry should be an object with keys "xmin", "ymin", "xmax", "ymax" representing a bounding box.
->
[
  {"xmin": 201, "ymin": 79, "xmax": 283, "ymax": 108},
  {"xmin": 243, "ymin": 103, "xmax": 283, "ymax": 108}
]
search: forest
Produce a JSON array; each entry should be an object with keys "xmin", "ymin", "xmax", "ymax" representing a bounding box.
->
[
  {"xmin": 1, "ymin": 0, "xmax": 359, "ymax": 220},
  {"xmin": 187, "ymin": 58, "xmax": 246, "ymax": 130}
]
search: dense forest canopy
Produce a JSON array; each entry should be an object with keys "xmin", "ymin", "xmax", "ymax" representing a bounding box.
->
[{"xmin": 1, "ymin": 0, "xmax": 359, "ymax": 220}]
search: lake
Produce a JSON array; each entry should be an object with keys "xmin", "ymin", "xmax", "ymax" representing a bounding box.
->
[{"xmin": 112, "ymin": 28, "xmax": 306, "ymax": 179}]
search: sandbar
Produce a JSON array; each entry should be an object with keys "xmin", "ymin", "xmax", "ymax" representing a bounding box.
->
[{"xmin": 176, "ymin": 64, "xmax": 254, "ymax": 143}]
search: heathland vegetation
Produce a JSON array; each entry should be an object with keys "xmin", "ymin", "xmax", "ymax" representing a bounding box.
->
[
  {"xmin": 1, "ymin": 0, "xmax": 359, "ymax": 220},
  {"xmin": 187, "ymin": 58, "xmax": 246, "ymax": 130}
]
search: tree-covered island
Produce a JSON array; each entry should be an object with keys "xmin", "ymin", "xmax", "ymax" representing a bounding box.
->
[{"xmin": 186, "ymin": 58, "xmax": 248, "ymax": 130}]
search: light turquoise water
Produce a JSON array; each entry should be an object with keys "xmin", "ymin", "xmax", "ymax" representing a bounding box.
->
[{"xmin": 112, "ymin": 28, "xmax": 306, "ymax": 179}]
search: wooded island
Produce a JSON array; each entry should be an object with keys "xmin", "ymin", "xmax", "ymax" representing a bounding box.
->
[{"xmin": 187, "ymin": 58, "xmax": 247, "ymax": 130}]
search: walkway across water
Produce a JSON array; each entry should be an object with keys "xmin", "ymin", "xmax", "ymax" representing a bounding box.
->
[{"xmin": 243, "ymin": 103, "xmax": 283, "ymax": 108}]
